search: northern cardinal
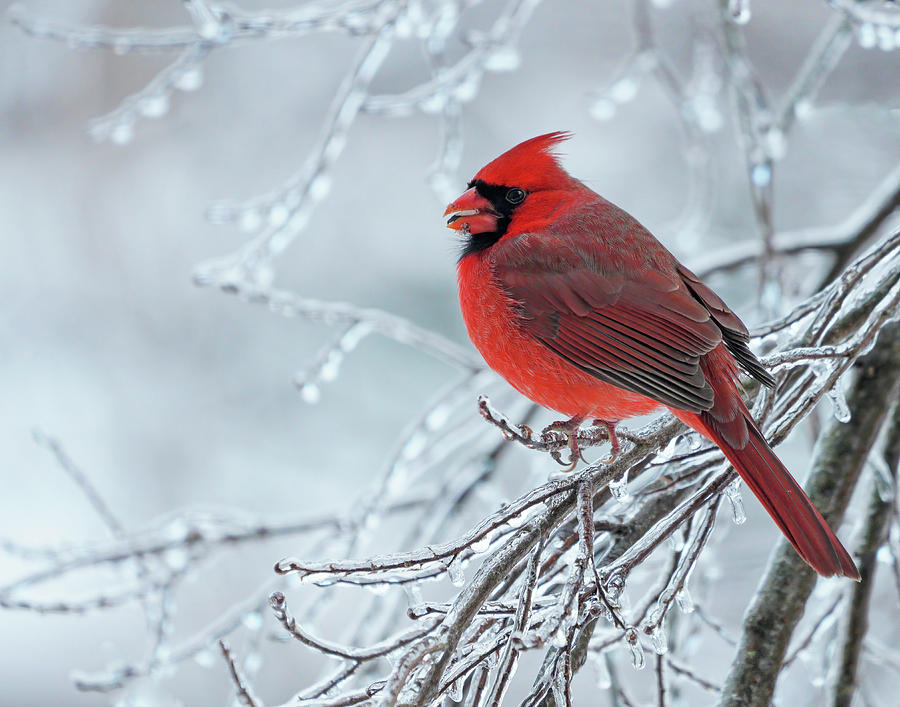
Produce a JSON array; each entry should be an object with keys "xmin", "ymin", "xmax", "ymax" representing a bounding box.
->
[{"xmin": 444, "ymin": 132, "xmax": 858, "ymax": 579}]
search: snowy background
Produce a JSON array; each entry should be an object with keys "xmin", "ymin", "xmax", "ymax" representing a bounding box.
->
[{"xmin": 1, "ymin": 0, "xmax": 899, "ymax": 705}]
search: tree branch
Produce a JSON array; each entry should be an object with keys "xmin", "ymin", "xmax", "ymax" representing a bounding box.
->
[{"xmin": 831, "ymin": 397, "xmax": 900, "ymax": 706}]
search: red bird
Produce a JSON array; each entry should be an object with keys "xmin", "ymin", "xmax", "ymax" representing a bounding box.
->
[{"xmin": 444, "ymin": 132, "xmax": 858, "ymax": 579}]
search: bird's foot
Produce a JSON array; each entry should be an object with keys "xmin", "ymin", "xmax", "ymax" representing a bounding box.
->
[
  {"xmin": 541, "ymin": 416, "xmax": 585, "ymax": 472},
  {"xmin": 592, "ymin": 419, "xmax": 620, "ymax": 465}
]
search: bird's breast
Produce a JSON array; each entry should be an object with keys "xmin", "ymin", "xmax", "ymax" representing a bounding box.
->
[{"xmin": 456, "ymin": 252, "xmax": 661, "ymax": 420}]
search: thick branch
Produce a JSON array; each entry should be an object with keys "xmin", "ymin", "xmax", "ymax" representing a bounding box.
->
[
  {"xmin": 831, "ymin": 398, "xmax": 900, "ymax": 706},
  {"xmin": 718, "ymin": 321, "xmax": 900, "ymax": 707}
]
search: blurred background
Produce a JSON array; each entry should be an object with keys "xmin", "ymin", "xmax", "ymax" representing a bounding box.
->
[{"xmin": 1, "ymin": 0, "xmax": 899, "ymax": 704}]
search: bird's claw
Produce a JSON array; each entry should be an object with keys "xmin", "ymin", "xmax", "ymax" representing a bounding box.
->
[{"xmin": 542, "ymin": 417, "xmax": 585, "ymax": 472}]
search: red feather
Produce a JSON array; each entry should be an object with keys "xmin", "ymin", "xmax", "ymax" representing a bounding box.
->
[{"xmin": 451, "ymin": 133, "xmax": 859, "ymax": 580}]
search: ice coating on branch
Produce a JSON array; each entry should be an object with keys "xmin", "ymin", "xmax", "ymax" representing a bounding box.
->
[{"xmin": 725, "ymin": 479, "xmax": 747, "ymax": 525}]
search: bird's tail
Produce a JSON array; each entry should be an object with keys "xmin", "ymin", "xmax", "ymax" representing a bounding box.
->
[{"xmin": 691, "ymin": 405, "xmax": 859, "ymax": 580}]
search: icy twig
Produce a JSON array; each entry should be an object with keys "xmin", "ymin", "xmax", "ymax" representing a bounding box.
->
[
  {"xmin": 484, "ymin": 539, "xmax": 543, "ymax": 706},
  {"xmin": 220, "ymin": 283, "xmax": 482, "ymax": 371},
  {"xmin": 220, "ymin": 640, "xmax": 264, "ymax": 707},
  {"xmin": 269, "ymin": 591, "xmax": 440, "ymax": 661}
]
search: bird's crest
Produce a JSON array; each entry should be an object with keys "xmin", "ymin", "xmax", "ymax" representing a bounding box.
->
[{"xmin": 473, "ymin": 132, "xmax": 573, "ymax": 190}]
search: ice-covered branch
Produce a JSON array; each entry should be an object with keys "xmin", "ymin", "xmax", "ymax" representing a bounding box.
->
[{"xmin": 831, "ymin": 399, "xmax": 900, "ymax": 705}]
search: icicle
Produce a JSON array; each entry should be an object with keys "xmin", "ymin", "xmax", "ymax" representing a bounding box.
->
[
  {"xmin": 826, "ymin": 386, "xmax": 851, "ymax": 423},
  {"xmin": 725, "ymin": 479, "xmax": 746, "ymax": 525},
  {"xmin": 624, "ymin": 628, "xmax": 645, "ymax": 670},
  {"xmin": 447, "ymin": 676, "xmax": 464, "ymax": 701},
  {"xmin": 609, "ymin": 468, "xmax": 630, "ymax": 503},
  {"xmin": 869, "ymin": 456, "xmax": 895, "ymax": 503},
  {"xmin": 648, "ymin": 624, "xmax": 668, "ymax": 655},
  {"xmin": 447, "ymin": 557, "xmax": 466, "ymax": 587},
  {"xmin": 403, "ymin": 583, "xmax": 424, "ymax": 607},
  {"xmin": 675, "ymin": 587, "xmax": 695, "ymax": 614}
]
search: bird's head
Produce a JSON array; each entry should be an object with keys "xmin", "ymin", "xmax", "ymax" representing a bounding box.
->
[{"xmin": 444, "ymin": 132, "xmax": 577, "ymax": 258}]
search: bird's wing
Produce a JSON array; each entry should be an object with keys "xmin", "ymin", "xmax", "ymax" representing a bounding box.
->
[
  {"xmin": 492, "ymin": 227, "xmax": 728, "ymax": 414},
  {"xmin": 676, "ymin": 263, "xmax": 775, "ymax": 387}
]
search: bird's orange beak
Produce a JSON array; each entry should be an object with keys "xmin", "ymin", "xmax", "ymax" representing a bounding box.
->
[{"xmin": 444, "ymin": 187, "xmax": 500, "ymax": 234}]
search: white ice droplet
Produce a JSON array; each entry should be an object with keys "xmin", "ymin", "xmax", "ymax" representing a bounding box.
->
[
  {"xmin": 239, "ymin": 208, "xmax": 262, "ymax": 233},
  {"xmin": 319, "ymin": 350, "xmax": 343, "ymax": 382},
  {"xmin": 419, "ymin": 92, "xmax": 448, "ymax": 114},
  {"xmin": 300, "ymin": 382, "xmax": 321, "ymax": 404},
  {"xmin": 175, "ymin": 66, "xmax": 204, "ymax": 92},
  {"xmin": 138, "ymin": 93, "xmax": 170, "ymax": 118},
  {"xmin": 610, "ymin": 77, "xmax": 639, "ymax": 104},
  {"xmin": 589, "ymin": 97, "xmax": 616, "ymax": 121},
  {"xmin": 401, "ymin": 431, "xmax": 427, "ymax": 460},
  {"xmin": 751, "ymin": 162, "xmax": 771, "ymax": 187},
  {"xmin": 194, "ymin": 648, "xmax": 216, "ymax": 668},
  {"xmin": 857, "ymin": 23, "xmax": 877, "ymax": 49},
  {"xmin": 485, "ymin": 45, "xmax": 521, "ymax": 72},
  {"xmin": 309, "ymin": 174, "xmax": 332, "ymax": 201},
  {"xmin": 268, "ymin": 204, "xmax": 289, "ymax": 227},
  {"xmin": 242, "ymin": 611, "xmax": 263, "ymax": 631},
  {"xmin": 110, "ymin": 121, "xmax": 134, "ymax": 145}
]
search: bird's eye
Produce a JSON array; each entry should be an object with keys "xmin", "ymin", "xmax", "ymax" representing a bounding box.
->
[{"xmin": 505, "ymin": 187, "xmax": 526, "ymax": 204}]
